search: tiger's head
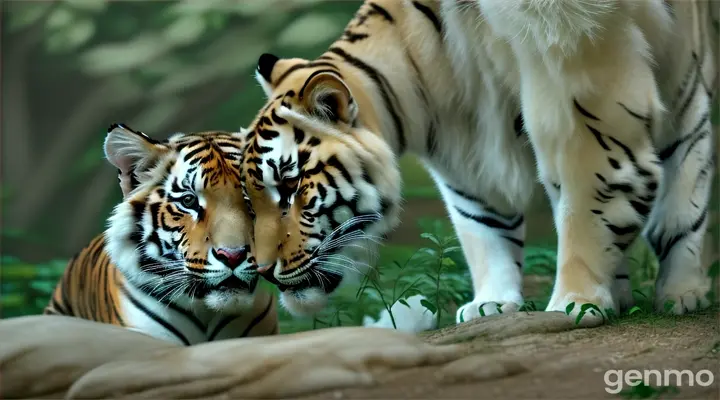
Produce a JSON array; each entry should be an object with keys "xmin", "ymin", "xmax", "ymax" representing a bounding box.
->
[
  {"xmin": 103, "ymin": 124, "xmax": 259, "ymax": 313},
  {"xmin": 242, "ymin": 53, "xmax": 402, "ymax": 316}
]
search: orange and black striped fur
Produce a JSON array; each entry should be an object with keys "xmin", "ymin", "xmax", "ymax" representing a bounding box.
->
[
  {"xmin": 44, "ymin": 124, "xmax": 277, "ymax": 345},
  {"xmin": 239, "ymin": 0, "xmax": 717, "ymax": 323}
]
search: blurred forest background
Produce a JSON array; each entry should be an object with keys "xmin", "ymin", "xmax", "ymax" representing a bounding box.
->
[{"xmin": 1, "ymin": 0, "xmax": 718, "ymax": 329}]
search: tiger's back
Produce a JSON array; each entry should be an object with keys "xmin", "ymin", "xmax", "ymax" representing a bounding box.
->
[{"xmin": 44, "ymin": 234, "xmax": 126, "ymax": 326}]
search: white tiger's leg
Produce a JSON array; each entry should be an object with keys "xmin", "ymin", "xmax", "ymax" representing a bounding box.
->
[
  {"xmin": 430, "ymin": 174, "xmax": 525, "ymax": 323},
  {"xmin": 645, "ymin": 54, "xmax": 716, "ymax": 314},
  {"xmin": 537, "ymin": 101, "xmax": 662, "ymax": 321},
  {"xmin": 510, "ymin": 28, "xmax": 664, "ymax": 323}
]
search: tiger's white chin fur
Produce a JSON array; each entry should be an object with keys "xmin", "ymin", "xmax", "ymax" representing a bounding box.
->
[
  {"xmin": 278, "ymin": 288, "xmax": 329, "ymax": 317},
  {"xmin": 203, "ymin": 290, "xmax": 256, "ymax": 314}
]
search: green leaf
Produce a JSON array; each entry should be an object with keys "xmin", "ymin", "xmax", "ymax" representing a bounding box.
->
[
  {"xmin": 444, "ymin": 246, "xmax": 461, "ymax": 254},
  {"xmin": 574, "ymin": 310, "xmax": 586, "ymax": 325},
  {"xmin": 420, "ymin": 299, "xmax": 437, "ymax": 314},
  {"xmin": 565, "ymin": 302, "xmax": 576, "ymax": 315},
  {"xmin": 397, "ymin": 298, "xmax": 410, "ymax": 308},
  {"xmin": 628, "ymin": 305, "xmax": 643, "ymax": 315},
  {"xmin": 420, "ymin": 232, "xmax": 441, "ymax": 246},
  {"xmin": 575, "ymin": 303, "xmax": 605, "ymax": 325}
]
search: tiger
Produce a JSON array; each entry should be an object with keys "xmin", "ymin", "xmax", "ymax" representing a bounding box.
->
[
  {"xmin": 43, "ymin": 124, "xmax": 278, "ymax": 345},
  {"xmin": 238, "ymin": 0, "xmax": 717, "ymax": 324}
]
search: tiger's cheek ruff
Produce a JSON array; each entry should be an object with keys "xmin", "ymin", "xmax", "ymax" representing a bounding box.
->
[
  {"xmin": 249, "ymin": 142, "xmax": 401, "ymax": 317},
  {"xmin": 278, "ymin": 287, "xmax": 329, "ymax": 317},
  {"xmin": 105, "ymin": 188, "xmax": 191, "ymax": 293},
  {"xmin": 105, "ymin": 199, "xmax": 153, "ymax": 286}
]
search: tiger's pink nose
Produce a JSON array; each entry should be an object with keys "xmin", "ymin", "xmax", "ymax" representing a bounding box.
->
[{"xmin": 214, "ymin": 247, "xmax": 248, "ymax": 269}]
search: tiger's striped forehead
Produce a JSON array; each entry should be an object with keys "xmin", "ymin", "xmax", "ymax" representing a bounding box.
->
[
  {"xmin": 244, "ymin": 100, "xmax": 306, "ymax": 204},
  {"xmin": 165, "ymin": 132, "xmax": 245, "ymax": 190}
]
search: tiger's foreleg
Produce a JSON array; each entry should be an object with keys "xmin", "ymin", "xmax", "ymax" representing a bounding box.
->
[
  {"xmin": 644, "ymin": 52, "xmax": 716, "ymax": 314},
  {"xmin": 430, "ymin": 175, "xmax": 526, "ymax": 323},
  {"xmin": 516, "ymin": 31, "xmax": 664, "ymax": 324},
  {"xmin": 538, "ymin": 101, "xmax": 662, "ymax": 323}
]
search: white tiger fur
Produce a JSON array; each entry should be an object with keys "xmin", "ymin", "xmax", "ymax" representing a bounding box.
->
[
  {"xmin": 245, "ymin": 0, "xmax": 716, "ymax": 324},
  {"xmin": 439, "ymin": 0, "xmax": 716, "ymax": 321}
]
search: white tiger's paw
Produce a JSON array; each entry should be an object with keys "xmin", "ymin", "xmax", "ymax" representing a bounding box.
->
[
  {"xmin": 456, "ymin": 298, "xmax": 521, "ymax": 324},
  {"xmin": 545, "ymin": 286, "xmax": 615, "ymax": 328},
  {"xmin": 363, "ymin": 295, "xmax": 438, "ymax": 333},
  {"xmin": 655, "ymin": 273, "xmax": 711, "ymax": 314}
]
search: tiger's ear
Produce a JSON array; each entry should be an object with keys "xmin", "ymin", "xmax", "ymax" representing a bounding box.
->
[
  {"xmin": 299, "ymin": 72, "xmax": 358, "ymax": 125},
  {"xmin": 255, "ymin": 53, "xmax": 280, "ymax": 98},
  {"xmin": 104, "ymin": 123, "xmax": 168, "ymax": 197}
]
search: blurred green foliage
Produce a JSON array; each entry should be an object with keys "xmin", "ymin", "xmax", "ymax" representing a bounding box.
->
[{"xmin": 1, "ymin": 256, "xmax": 67, "ymax": 318}]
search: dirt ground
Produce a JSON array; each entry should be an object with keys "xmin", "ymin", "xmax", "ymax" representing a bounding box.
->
[
  {"xmin": 343, "ymin": 199, "xmax": 720, "ymax": 400},
  {"xmin": 300, "ymin": 310, "xmax": 720, "ymax": 400}
]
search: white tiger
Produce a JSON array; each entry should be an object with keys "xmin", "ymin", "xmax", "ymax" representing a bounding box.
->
[{"xmin": 237, "ymin": 0, "xmax": 717, "ymax": 325}]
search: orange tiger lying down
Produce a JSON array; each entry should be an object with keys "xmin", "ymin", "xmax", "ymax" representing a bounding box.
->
[
  {"xmin": 43, "ymin": 124, "xmax": 437, "ymax": 345},
  {"xmin": 43, "ymin": 124, "xmax": 278, "ymax": 345}
]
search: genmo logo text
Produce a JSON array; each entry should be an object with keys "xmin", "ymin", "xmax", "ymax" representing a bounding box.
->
[{"xmin": 604, "ymin": 369, "xmax": 715, "ymax": 394}]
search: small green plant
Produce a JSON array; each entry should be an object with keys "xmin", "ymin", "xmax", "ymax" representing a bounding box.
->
[
  {"xmin": 518, "ymin": 300, "xmax": 538, "ymax": 312},
  {"xmin": 356, "ymin": 220, "xmax": 470, "ymax": 329},
  {"xmin": 628, "ymin": 306, "xmax": 644, "ymax": 316},
  {"xmin": 618, "ymin": 380, "xmax": 679, "ymax": 399},
  {"xmin": 565, "ymin": 302, "xmax": 607, "ymax": 325}
]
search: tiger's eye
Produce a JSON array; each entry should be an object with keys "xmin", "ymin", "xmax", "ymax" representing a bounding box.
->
[{"xmin": 181, "ymin": 194, "xmax": 198, "ymax": 209}]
